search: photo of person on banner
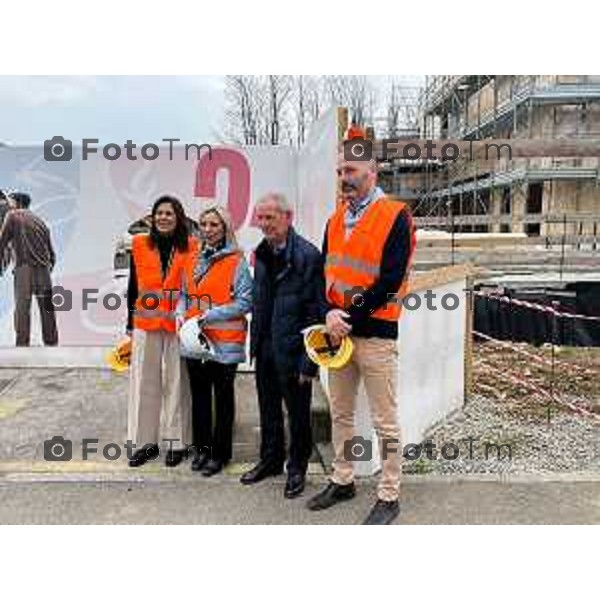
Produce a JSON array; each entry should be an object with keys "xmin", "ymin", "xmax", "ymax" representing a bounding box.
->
[{"xmin": 0, "ymin": 191, "xmax": 58, "ymax": 347}]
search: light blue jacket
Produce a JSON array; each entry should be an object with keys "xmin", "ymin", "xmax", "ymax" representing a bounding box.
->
[{"xmin": 177, "ymin": 242, "xmax": 252, "ymax": 364}]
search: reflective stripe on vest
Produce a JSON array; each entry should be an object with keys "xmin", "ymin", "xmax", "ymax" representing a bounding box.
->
[
  {"xmin": 138, "ymin": 289, "xmax": 184, "ymax": 303},
  {"xmin": 325, "ymin": 196, "xmax": 410, "ymax": 322},
  {"xmin": 134, "ymin": 309, "xmax": 177, "ymax": 321},
  {"xmin": 132, "ymin": 234, "xmax": 198, "ymax": 332},
  {"xmin": 180, "ymin": 295, "xmax": 212, "ymax": 313},
  {"xmin": 183, "ymin": 249, "xmax": 248, "ymax": 347},
  {"xmin": 324, "ymin": 254, "xmax": 381, "ymax": 277}
]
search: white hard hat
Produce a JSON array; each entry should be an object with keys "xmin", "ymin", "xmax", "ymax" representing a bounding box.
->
[{"xmin": 178, "ymin": 317, "xmax": 215, "ymax": 359}]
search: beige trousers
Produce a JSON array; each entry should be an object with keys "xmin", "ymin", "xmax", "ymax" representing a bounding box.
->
[
  {"xmin": 128, "ymin": 329, "xmax": 192, "ymax": 450},
  {"xmin": 328, "ymin": 336, "xmax": 402, "ymax": 501}
]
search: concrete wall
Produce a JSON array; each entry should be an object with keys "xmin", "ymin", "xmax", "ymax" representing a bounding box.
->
[{"xmin": 321, "ymin": 268, "xmax": 469, "ymax": 476}]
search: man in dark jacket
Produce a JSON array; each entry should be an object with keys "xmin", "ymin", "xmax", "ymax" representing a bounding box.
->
[{"xmin": 241, "ymin": 192, "xmax": 325, "ymax": 498}]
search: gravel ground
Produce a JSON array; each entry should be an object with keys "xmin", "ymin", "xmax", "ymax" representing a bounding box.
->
[
  {"xmin": 402, "ymin": 393, "xmax": 600, "ymax": 475},
  {"xmin": 403, "ymin": 342, "xmax": 600, "ymax": 475}
]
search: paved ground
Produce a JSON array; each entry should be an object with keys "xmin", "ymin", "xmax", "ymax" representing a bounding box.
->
[
  {"xmin": 1, "ymin": 367, "xmax": 599, "ymax": 524},
  {"xmin": 0, "ymin": 368, "xmax": 330, "ymax": 464},
  {"xmin": 0, "ymin": 368, "xmax": 267, "ymax": 462},
  {"xmin": 1, "ymin": 472, "xmax": 599, "ymax": 524}
]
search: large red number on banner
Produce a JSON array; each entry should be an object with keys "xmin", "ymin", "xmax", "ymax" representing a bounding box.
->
[{"xmin": 194, "ymin": 148, "xmax": 251, "ymax": 231}]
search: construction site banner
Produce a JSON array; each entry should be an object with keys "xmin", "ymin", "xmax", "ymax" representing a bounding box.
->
[
  {"xmin": 0, "ymin": 110, "xmax": 337, "ymax": 350},
  {"xmin": 296, "ymin": 107, "xmax": 338, "ymax": 245}
]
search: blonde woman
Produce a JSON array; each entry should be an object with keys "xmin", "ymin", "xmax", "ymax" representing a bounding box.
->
[{"xmin": 178, "ymin": 206, "xmax": 252, "ymax": 476}]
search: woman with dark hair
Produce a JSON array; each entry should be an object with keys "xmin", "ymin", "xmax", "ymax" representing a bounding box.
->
[{"xmin": 126, "ymin": 195, "xmax": 198, "ymax": 468}]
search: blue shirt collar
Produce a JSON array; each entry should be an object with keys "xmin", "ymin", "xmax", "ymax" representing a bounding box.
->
[{"xmin": 347, "ymin": 186, "xmax": 384, "ymax": 216}]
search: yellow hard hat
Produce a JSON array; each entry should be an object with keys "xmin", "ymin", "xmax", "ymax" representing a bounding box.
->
[
  {"xmin": 303, "ymin": 325, "xmax": 353, "ymax": 369},
  {"xmin": 105, "ymin": 336, "xmax": 132, "ymax": 373}
]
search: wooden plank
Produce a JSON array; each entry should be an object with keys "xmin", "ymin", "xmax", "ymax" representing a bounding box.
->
[
  {"xmin": 414, "ymin": 252, "xmax": 600, "ymax": 266},
  {"xmin": 415, "ymin": 214, "xmax": 600, "ymax": 226},
  {"xmin": 416, "ymin": 235, "xmax": 600, "ymax": 248},
  {"xmin": 409, "ymin": 264, "xmax": 483, "ymax": 293},
  {"xmin": 464, "ymin": 274, "xmax": 474, "ymax": 403},
  {"xmin": 337, "ymin": 107, "xmax": 348, "ymax": 142},
  {"xmin": 479, "ymin": 81, "xmax": 495, "ymax": 118}
]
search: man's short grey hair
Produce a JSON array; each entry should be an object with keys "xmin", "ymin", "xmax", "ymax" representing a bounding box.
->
[{"xmin": 256, "ymin": 192, "xmax": 293, "ymax": 213}]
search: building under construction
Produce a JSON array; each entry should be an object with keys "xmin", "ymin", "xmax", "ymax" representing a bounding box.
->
[
  {"xmin": 377, "ymin": 76, "xmax": 600, "ymax": 245},
  {"xmin": 367, "ymin": 76, "xmax": 600, "ymax": 348}
]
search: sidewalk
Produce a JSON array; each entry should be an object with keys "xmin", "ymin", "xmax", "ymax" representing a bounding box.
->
[
  {"xmin": 1, "ymin": 471, "xmax": 599, "ymax": 524},
  {"xmin": 1, "ymin": 367, "xmax": 599, "ymax": 524},
  {"xmin": 0, "ymin": 368, "xmax": 329, "ymax": 464}
]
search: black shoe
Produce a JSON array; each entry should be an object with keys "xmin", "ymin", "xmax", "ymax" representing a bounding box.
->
[
  {"xmin": 362, "ymin": 499, "xmax": 400, "ymax": 525},
  {"xmin": 284, "ymin": 473, "xmax": 306, "ymax": 499},
  {"xmin": 306, "ymin": 481, "xmax": 356, "ymax": 511},
  {"xmin": 128, "ymin": 444, "xmax": 159, "ymax": 468},
  {"xmin": 201, "ymin": 459, "xmax": 225, "ymax": 477},
  {"xmin": 191, "ymin": 452, "xmax": 210, "ymax": 472},
  {"xmin": 165, "ymin": 449, "xmax": 186, "ymax": 468},
  {"xmin": 240, "ymin": 461, "xmax": 283, "ymax": 485}
]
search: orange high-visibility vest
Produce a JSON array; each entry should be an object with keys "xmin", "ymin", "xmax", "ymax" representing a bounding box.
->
[
  {"xmin": 131, "ymin": 234, "xmax": 198, "ymax": 333},
  {"xmin": 325, "ymin": 195, "xmax": 413, "ymax": 322},
  {"xmin": 183, "ymin": 249, "xmax": 247, "ymax": 348}
]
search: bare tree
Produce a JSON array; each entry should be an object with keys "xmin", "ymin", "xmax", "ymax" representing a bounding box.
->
[
  {"xmin": 223, "ymin": 75, "xmax": 261, "ymax": 145},
  {"xmin": 386, "ymin": 78, "xmax": 402, "ymax": 137},
  {"xmin": 295, "ymin": 75, "xmax": 307, "ymax": 147},
  {"xmin": 223, "ymin": 75, "xmax": 422, "ymax": 146},
  {"xmin": 266, "ymin": 75, "xmax": 293, "ymax": 145},
  {"xmin": 292, "ymin": 75, "xmax": 325, "ymax": 146},
  {"xmin": 224, "ymin": 75, "xmax": 294, "ymax": 146},
  {"xmin": 325, "ymin": 75, "xmax": 374, "ymax": 126}
]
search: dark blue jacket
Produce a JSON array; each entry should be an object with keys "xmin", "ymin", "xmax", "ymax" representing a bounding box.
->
[{"xmin": 250, "ymin": 227, "xmax": 325, "ymax": 377}]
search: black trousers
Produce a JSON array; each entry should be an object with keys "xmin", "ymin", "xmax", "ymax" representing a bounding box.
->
[
  {"xmin": 255, "ymin": 345, "xmax": 313, "ymax": 476},
  {"xmin": 186, "ymin": 359, "xmax": 238, "ymax": 463}
]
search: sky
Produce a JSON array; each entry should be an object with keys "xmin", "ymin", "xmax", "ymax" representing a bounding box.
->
[
  {"xmin": 0, "ymin": 75, "xmax": 427, "ymax": 146},
  {"xmin": 0, "ymin": 76, "xmax": 226, "ymax": 145}
]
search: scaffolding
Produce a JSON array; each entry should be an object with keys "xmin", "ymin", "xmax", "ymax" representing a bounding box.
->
[{"xmin": 390, "ymin": 75, "xmax": 600, "ymax": 241}]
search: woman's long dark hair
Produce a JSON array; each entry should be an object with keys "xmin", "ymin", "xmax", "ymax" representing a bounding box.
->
[{"xmin": 148, "ymin": 195, "xmax": 189, "ymax": 252}]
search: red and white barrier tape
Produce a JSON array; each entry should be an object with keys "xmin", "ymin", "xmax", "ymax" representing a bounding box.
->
[
  {"xmin": 474, "ymin": 291, "xmax": 600, "ymax": 322},
  {"xmin": 474, "ymin": 357, "xmax": 600, "ymax": 422},
  {"xmin": 473, "ymin": 330, "xmax": 599, "ymax": 377}
]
